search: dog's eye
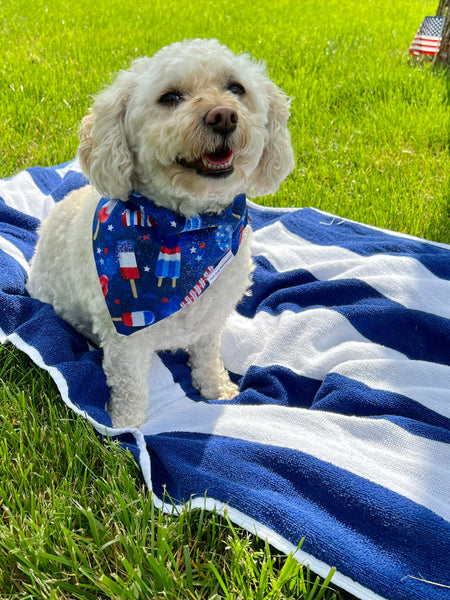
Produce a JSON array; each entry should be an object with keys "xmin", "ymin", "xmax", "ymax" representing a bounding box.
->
[
  {"xmin": 158, "ymin": 91, "xmax": 184, "ymax": 106},
  {"xmin": 228, "ymin": 83, "xmax": 246, "ymax": 96}
]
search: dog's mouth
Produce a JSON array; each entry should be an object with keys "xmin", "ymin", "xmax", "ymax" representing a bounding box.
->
[{"xmin": 177, "ymin": 147, "xmax": 234, "ymax": 178}]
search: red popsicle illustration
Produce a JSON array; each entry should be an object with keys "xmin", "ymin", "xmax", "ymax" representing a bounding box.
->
[
  {"xmin": 121, "ymin": 208, "xmax": 156, "ymax": 228},
  {"xmin": 99, "ymin": 274, "xmax": 109, "ymax": 297},
  {"xmin": 155, "ymin": 245, "xmax": 181, "ymax": 288},
  {"xmin": 118, "ymin": 240, "xmax": 140, "ymax": 298},
  {"xmin": 93, "ymin": 199, "xmax": 119, "ymax": 240},
  {"xmin": 112, "ymin": 311, "xmax": 155, "ymax": 327},
  {"xmin": 180, "ymin": 266, "xmax": 213, "ymax": 308}
]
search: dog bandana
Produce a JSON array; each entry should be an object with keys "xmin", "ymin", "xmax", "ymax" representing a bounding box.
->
[{"xmin": 92, "ymin": 192, "xmax": 248, "ymax": 335}]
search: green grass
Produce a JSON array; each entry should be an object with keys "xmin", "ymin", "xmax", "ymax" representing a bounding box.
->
[
  {"xmin": 0, "ymin": 0, "xmax": 449, "ymax": 598},
  {"xmin": 1, "ymin": 0, "xmax": 449, "ymax": 241}
]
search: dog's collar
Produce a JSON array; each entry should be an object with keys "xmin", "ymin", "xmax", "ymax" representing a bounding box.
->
[{"xmin": 92, "ymin": 192, "xmax": 248, "ymax": 335}]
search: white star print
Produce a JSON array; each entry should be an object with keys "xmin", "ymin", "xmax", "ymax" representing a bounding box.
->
[{"xmin": 107, "ymin": 224, "xmax": 114, "ymax": 231}]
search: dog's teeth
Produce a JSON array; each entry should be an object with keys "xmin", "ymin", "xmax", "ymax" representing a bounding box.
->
[{"xmin": 202, "ymin": 156, "xmax": 233, "ymax": 171}]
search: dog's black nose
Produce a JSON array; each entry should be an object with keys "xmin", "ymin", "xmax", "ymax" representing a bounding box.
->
[{"xmin": 204, "ymin": 106, "xmax": 238, "ymax": 135}]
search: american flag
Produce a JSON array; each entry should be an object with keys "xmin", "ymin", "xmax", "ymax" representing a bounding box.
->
[{"xmin": 409, "ymin": 15, "xmax": 446, "ymax": 56}]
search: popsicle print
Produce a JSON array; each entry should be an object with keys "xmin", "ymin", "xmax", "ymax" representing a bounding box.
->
[
  {"xmin": 99, "ymin": 274, "xmax": 109, "ymax": 297},
  {"xmin": 112, "ymin": 311, "xmax": 155, "ymax": 327},
  {"xmin": 181, "ymin": 215, "xmax": 203, "ymax": 232},
  {"xmin": 93, "ymin": 199, "xmax": 119, "ymax": 240},
  {"xmin": 121, "ymin": 208, "xmax": 156, "ymax": 228},
  {"xmin": 155, "ymin": 245, "xmax": 181, "ymax": 288},
  {"xmin": 117, "ymin": 240, "xmax": 140, "ymax": 298}
]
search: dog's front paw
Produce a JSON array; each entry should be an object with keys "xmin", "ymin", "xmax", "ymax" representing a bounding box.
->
[
  {"xmin": 216, "ymin": 379, "xmax": 239, "ymax": 400},
  {"xmin": 110, "ymin": 412, "xmax": 147, "ymax": 429},
  {"xmin": 188, "ymin": 342, "xmax": 240, "ymax": 401},
  {"xmin": 192, "ymin": 369, "xmax": 239, "ymax": 401},
  {"xmin": 108, "ymin": 392, "xmax": 149, "ymax": 429}
]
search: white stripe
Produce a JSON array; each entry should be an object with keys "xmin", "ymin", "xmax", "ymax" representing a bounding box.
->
[
  {"xmin": 411, "ymin": 41, "xmax": 441, "ymax": 48},
  {"xmin": 0, "ymin": 170, "xmax": 55, "ymax": 221},
  {"xmin": 142, "ymin": 387, "xmax": 450, "ymax": 523},
  {"xmin": 55, "ymin": 158, "xmax": 82, "ymax": 178},
  {"xmin": 0, "ymin": 235, "xmax": 30, "ymax": 273},
  {"xmin": 333, "ymin": 359, "xmax": 450, "ymax": 418},
  {"xmin": 224, "ymin": 309, "xmax": 449, "ymax": 417},
  {"xmin": 223, "ymin": 308, "xmax": 449, "ymax": 415},
  {"xmin": 158, "ymin": 253, "xmax": 180, "ymax": 262},
  {"xmin": 410, "ymin": 43, "xmax": 440, "ymax": 53},
  {"xmin": 221, "ymin": 308, "xmax": 405, "ymax": 379},
  {"xmin": 251, "ymin": 221, "xmax": 450, "ymax": 319},
  {"xmin": 412, "ymin": 35, "xmax": 442, "ymax": 42}
]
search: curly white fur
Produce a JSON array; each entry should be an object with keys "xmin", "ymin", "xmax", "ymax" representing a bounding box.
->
[{"xmin": 27, "ymin": 39, "xmax": 294, "ymax": 428}]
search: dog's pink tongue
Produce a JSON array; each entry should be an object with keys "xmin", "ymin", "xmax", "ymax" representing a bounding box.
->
[{"xmin": 204, "ymin": 148, "xmax": 233, "ymax": 166}]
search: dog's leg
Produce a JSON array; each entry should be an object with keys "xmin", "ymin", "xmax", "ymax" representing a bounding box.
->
[
  {"xmin": 188, "ymin": 333, "xmax": 239, "ymax": 400},
  {"xmin": 102, "ymin": 335, "xmax": 153, "ymax": 428}
]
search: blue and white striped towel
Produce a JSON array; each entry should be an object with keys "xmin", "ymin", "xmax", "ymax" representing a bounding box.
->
[{"xmin": 1, "ymin": 160, "xmax": 449, "ymax": 600}]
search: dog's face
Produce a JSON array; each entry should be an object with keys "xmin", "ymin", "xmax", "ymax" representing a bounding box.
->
[{"xmin": 79, "ymin": 39, "xmax": 295, "ymax": 215}]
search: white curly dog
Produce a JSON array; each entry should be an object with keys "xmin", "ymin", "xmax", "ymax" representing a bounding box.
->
[{"xmin": 27, "ymin": 39, "xmax": 294, "ymax": 428}]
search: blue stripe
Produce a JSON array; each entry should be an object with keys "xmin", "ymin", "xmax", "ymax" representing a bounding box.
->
[
  {"xmin": 149, "ymin": 432, "xmax": 450, "ymax": 600},
  {"xmin": 158, "ymin": 352, "xmax": 323, "ymax": 409},
  {"xmin": 27, "ymin": 166, "xmax": 64, "ymax": 195},
  {"xmin": 49, "ymin": 171, "xmax": 88, "ymax": 203},
  {"xmin": 339, "ymin": 304, "xmax": 450, "ymax": 365},
  {"xmin": 0, "ymin": 202, "xmax": 39, "ymax": 261},
  {"xmin": 237, "ymin": 365, "xmax": 320, "ymax": 407},
  {"xmin": 237, "ymin": 256, "xmax": 318, "ymax": 318},
  {"xmin": 315, "ymin": 373, "xmax": 450, "ymax": 442},
  {"xmin": 0, "ymin": 255, "xmax": 37, "ymax": 336},
  {"xmin": 26, "ymin": 164, "xmax": 88, "ymax": 204}
]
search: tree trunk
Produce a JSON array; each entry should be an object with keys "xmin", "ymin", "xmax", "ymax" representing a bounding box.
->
[{"xmin": 436, "ymin": 0, "xmax": 450, "ymax": 63}]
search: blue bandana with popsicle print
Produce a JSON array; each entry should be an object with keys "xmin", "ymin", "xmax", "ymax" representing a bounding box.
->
[{"xmin": 92, "ymin": 192, "xmax": 248, "ymax": 335}]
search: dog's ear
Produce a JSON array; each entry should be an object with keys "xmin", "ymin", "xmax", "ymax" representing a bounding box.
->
[
  {"xmin": 247, "ymin": 81, "xmax": 295, "ymax": 197},
  {"xmin": 78, "ymin": 60, "xmax": 148, "ymax": 200}
]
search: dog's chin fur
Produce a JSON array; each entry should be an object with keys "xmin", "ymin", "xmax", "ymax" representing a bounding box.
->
[
  {"xmin": 26, "ymin": 38, "xmax": 295, "ymax": 428},
  {"xmin": 136, "ymin": 159, "xmax": 252, "ymax": 217}
]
